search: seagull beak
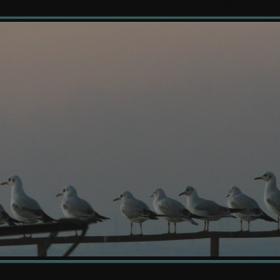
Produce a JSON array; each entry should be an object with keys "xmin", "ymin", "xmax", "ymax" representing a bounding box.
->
[
  {"xmin": 254, "ymin": 177, "xmax": 262, "ymax": 180},
  {"xmin": 227, "ymin": 194, "xmax": 230, "ymax": 197},
  {"xmin": 179, "ymin": 192, "xmax": 185, "ymax": 196},
  {"xmin": 1, "ymin": 182, "xmax": 8, "ymax": 185},
  {"xmin": 56, "ymin": 193, "xmax": 63, "ymax": 197},
  {"xmin": 151, "ymin": 193, "xmax": 154, "ymax": 197},
  {"xmin": 113, "ymin": 197, "xmax": 120, "ymax": 201}
]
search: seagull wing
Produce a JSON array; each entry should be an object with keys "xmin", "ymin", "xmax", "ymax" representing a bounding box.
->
[
  {"xmin": 157, "ymin": 198, "xmax": 182, "ymax": 216},
  {"xmin": 266, "ymin": 198, "xmax": 280, "ymax": 213},
  {"xmin": 63, "ymin": 197, "xmax": 95, "ymax": 218},
  {"xmin": 122, "ymin": 198, "xmax": 148, "ymax": 219}
]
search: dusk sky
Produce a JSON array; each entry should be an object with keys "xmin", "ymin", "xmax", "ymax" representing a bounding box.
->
[{"xmin": 0, "ymin": 22, "xmax": 280, "ymax": 257}]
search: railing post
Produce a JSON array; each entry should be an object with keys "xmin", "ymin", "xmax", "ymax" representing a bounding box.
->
[
  {"xmin": 37, "ymin": 243, "xmax": 47, "ymax": 256},
  {"xmin": 210, "ymin": 237, "xmax": 219, "ymax": 257}
]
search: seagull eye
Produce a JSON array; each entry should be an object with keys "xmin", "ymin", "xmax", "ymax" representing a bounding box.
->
[
  {"xmin": 12, "ymin": 179, "xmax": 15, "ymax": 182},
  {"xmin": 8, "ymin": 178, "xmax": 11, "ymax": 181}
]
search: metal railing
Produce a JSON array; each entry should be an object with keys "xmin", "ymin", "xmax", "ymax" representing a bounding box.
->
[{"xmin": 0, "ymin": 222, "xmax": 280, "ymax": 257}]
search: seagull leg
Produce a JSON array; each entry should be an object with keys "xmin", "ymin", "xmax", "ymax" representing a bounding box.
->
[
  {"xmin": 248, "ymin": 221, "xmax": 250, "ymax": 232},
  {"xmin": 240, "ymin": 219, "xmax": 243, "ymax": 231},
  {"xmin": 168, "ymin": 221, "xmax": 170, "ymax": 234},
  {"xmin": 174, "ymin": 223, "xmax": 176, "ymax": 234},
  {"xmin": 140, "ymin": 223, "xmax": 143, "ymax": 235},
  {"xmin": 206, "ymin": 220, "xmax": 209, "ymax": 232},
  {"xmin": 130, "ymin": 221, "xmax": 133, "ymax": 235},
  {"xmin": 204, "ymin": 220, "xmax": 206, "ymax": 231}
]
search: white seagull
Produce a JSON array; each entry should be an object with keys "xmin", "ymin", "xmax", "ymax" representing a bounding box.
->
[
  {"xmin": 0, "ymin": 204, "xmax": 23, "ymax": 226},
  {"xmin": 227, "ymin": 186, "xmax": 276, "ymax": 231},
  {"xmin": 179, "ymin": 186, "xmax": 245, "ymax": 231},
  {"xmin": 254, "ymin": 171, "xmax": 280, "ymax": 230},
  {"xmin": 113, "ymin": 191, "xmax": 161, "ymax": 235},
  {"xmin": 151, "ymin": 188, "xmax": 204, "ymax": 234},
  {"xmin": 1, "ymin": 175, "xmax": 56, "ymax": 237},
  {"xmin": 56, "ymin": 185, "xmax": 109, "ymax": 235}
]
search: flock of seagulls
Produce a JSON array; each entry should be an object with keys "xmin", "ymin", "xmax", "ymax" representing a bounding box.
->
[
  {"xmin": 151, "ymin": 188, "xmax": 203, "ymax": 233},
  {"xmin": 0, "ymin": 171, "xmax": 280, "ymax": 236},
  {"xmin": 179, "ymin": 186, "xmax": 245, "ymax": 231}
]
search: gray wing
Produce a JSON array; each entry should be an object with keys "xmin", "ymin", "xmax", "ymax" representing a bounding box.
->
[
  {"xmin": 267, "ymin": 198, "xmax": 280, "ymax": 212},
  {"xmin": 230, "ymin": 193, "xmax": 259, "ymax": 209},
  {"xmin": 157, "ymin": 198, "xmax": 182, "ymax": 216},
  {"xmin": 195, "ymin": 199, "xmax": 221, "ymax": 216},
  {"xmin": 12, "ymin": 203, "xmax": 44, "ymax": 219},
  {"xmin": 63, "ymin": 197, "xmax": 95, "ymax": 218},
  {"xmin": 63, "ymin": 197, "xmax": 109, "ymax": 223},
  {"xmin": 0, "ymin": 208, "xmax": 23, "ymax": 225},
  {"xmin": 122, "ymin": 198, "xmax": 151, "ymax": 219}
]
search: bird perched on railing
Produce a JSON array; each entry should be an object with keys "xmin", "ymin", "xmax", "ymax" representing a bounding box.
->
[
  {"xmin": 179, "ymin": 186, "xmax": 246, "ymax": 231},
  {"xmin": 1, "ymin": 175, "xmax": 56, "ymax": 237},
  {"xmin": 254, "ymin": 171, "xmax": 280, "ymax": 230},
  {"xmin": 114, "ymin": 191, "xmax": 162, "ymax": 235},
  {"xmin": 56, "ymin": 185, "xmax": 109, "ymax": 235},
  {"xmin": 0, "ymin": 204, "xmax": 23, "ymax": 226},
  {"xmin": 151, "ymin": 188, "xmax": 205, "ymax": 234},
  {"xmin": 227, "ymin": 186, "xmax": 277, "ymax": 231}
]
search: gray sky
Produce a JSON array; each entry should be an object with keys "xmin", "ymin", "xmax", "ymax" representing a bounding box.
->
[{"xmin": 0, "ymin": 22, "xmax": 280, "ymax": 257}]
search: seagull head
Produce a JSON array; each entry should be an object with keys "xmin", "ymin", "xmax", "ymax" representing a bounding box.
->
[
  {"xmin": 113, "ymin": 191, "xmax": 133, "ymax": 202},
  {"xmin": 254, "ymin": 171, "xmax": 276, "ymax": 183},
  {"xmin": 56, "ymin": 185, "xmax": 78, "ymax": 198},
  {"xmin": 227, "ymin": 186, "xmax": 242, "ymax": 198},
  {"xmin": 151, "ymin": 188, "xmax": 165, "ymax": 198},
  {"xmin": 179, "ymin": 186, "xmax": 195, "ymax": 197},
  {"xmin": 1, "ymin": 175, "xmax": 22, "ymax": 188}
]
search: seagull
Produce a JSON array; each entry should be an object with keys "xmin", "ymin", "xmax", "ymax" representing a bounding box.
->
[
  {"xmin": 151, "ymin": 188, "xmax": 204, "ymax": 234},
  {"xmin": 1, "ymin": 175, "xmax": 56, "ymax": 238},
  {"xmin": 56, "ymin": 185, "xmax": 109, "ymax": 235},
  {"xmin": 113, "ymin": 191, "xmax": 161, "ymax": 235},
  {"xmin": 254, "ymin": 171, "xmax": 280, "ymax": 230},
  {"xmin": 179, "ymin": 186, "xmax": 245, "ymax": 231},
  {"xmin": 227, "ymin": 186, "xmax": 277, "ymax": 231},
  {"xmin": 0, "ymin": 204, "xmax": 23, "ymax": 226}
]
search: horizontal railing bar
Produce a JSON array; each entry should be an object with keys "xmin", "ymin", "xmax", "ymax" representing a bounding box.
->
[
  {"xmin": 0, "ymin": 230, "xmax": 280, "ymax": 247},
  {"xmin": 0, "ymin": 219, "xmax": 88, "ymax": 237}
]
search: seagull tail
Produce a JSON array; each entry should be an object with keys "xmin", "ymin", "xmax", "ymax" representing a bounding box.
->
[
  {"xmin": 189, "ymin": 213, "xmax": 208, "ymax": 220},
  {"xmin": 8, "ymin": 217, "xmax": 24, "ymax": 226},
  {"xmin": 258, "ymin": 211, "xmax": 278, "ymax": 222},
  {"xmin": 190, "ymin": 219, "xmax": 198, "ymax": 225},
  {"xmin": 41, "ymin": 212, "xmax": 57, "ymax": 222},
  {"xmin": 142, "ymin": 209, "xmax": 162, "ymax": 220},
  {"xmin": 95, "ymin": 213, "xmax": 110, "ymax": 222},
  {"xmin": 228, "ymin": 208, "xmax": 247, "ymax": 214}
]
